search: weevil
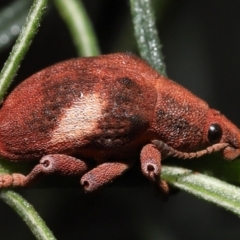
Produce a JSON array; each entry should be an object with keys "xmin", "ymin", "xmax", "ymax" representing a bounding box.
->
[{"xmin": 0, "ymin": 53, "xmax": 239, "ymax": 192}]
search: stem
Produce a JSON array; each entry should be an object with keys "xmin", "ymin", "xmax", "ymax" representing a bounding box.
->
[{"xmin": 54, "ymin": 0, "xmax": 100, "ymax": 57}]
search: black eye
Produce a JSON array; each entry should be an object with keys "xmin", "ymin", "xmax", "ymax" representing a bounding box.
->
[{"xmin": 208, "ymin": 123, "xmax": 222, "ymax": 143}]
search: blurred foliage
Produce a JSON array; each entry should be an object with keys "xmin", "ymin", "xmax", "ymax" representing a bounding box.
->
[{"xmin": 0, "ymin": 0, "xmax": 31, "ymax": 52}]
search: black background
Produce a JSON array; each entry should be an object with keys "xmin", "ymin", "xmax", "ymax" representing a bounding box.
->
[{"xmin": 0, "ymin": 0, "xmax": 240, "ymax": 239}]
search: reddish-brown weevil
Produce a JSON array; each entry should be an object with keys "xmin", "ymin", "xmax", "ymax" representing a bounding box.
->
[{"xmin": 0, "ymin": 53, "xmax": 239, "ymax": 192}]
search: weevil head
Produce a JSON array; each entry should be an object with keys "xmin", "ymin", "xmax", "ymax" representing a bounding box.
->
[{"xmin": 204, "ymin": 109, "xmax": 240, "ymax": 160}]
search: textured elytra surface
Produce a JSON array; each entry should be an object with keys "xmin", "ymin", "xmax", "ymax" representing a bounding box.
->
[{"xmin": 0, "ymin": 53, "xmax": 158, "ymax": 161}]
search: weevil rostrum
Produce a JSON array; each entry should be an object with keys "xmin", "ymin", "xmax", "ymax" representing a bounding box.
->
[{"xmin": 0, "ymin": 53, "xmax": 239, "ymax": 192}]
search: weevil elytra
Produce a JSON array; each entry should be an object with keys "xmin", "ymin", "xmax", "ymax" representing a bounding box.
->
[{"xmin": 0, "ymin": 53, "xmax": 239, "ymax": 192}]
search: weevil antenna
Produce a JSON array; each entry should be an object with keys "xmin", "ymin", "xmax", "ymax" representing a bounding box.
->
[{"xmin": 152, "ymin": 140, "xmax": 228, "ymax": 159}]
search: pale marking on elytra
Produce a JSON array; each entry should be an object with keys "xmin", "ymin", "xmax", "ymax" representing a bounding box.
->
[{"xmin": 50, "ymin": 93, "xmax": 105, "ymax": 145}]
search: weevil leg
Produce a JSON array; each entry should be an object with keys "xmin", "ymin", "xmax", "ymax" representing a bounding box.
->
[
  {"xmin": 80, "ymin": 161, "xmax": 132, "ymax": 192},
  {"xmin": 0, "ymin": 154, "xmax": 89, "ymax": 188},
  {"xmin": 140, "ymin": 144, "xmax": 169, "ymax": 193}
]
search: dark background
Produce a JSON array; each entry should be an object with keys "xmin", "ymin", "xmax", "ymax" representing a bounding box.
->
[{"xmin": 0, "ymin": 0, "xmax": 240, "ymax": 239}]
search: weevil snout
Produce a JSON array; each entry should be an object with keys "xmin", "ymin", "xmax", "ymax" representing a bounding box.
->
[
  {"xmin": 205, "ymin": 109, "xmax": 240, "ymax": 161},
  {"xmin": 214, "ymin": 115, "xmax": 240, "ymax": 161},
  {"xmin": 221, "ymin": 124, "xmax": 240, "ymax": 160},
  {"xmin": 223, "ymin": 146, "xmax": 240, "ymax": 160},
  {"xmin": 222, "ymin": 124, "xmax": 240, "ymax": 160}
]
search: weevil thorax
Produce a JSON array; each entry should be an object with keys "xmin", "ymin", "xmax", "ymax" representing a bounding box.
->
[
  {"xmin": 151, "ymin": 76, "xmax": 209, "ymax": 152},
  {"xmin": 203, "ymin": 109, "xmax": 240, "ymax": 160}
]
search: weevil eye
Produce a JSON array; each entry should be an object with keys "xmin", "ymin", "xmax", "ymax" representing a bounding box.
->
[{"xmin": 208, "ymin": 123, "xmax": 222, "ymax": 143}]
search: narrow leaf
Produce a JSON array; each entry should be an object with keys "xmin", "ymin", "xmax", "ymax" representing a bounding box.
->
[
  {"xmin": 0, "ymin": 1, "xmax": 56, "ymax": 239},
  {"xmin": 0, "ymin": 0, "xmax": 48, "ymax": 101},
  {"xmin": 162, "ymin": 166, "xmax": 240, "ymax": 216},
  {"xmin": 0, "ymin": 190, "xmax": 56, "ymax": 240},
  {"xmin": 130, "ymin": 0, "xmax": 167, "ymax": 76}
]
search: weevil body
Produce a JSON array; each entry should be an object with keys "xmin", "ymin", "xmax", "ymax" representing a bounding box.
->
[{"xmin": 0, "ymin": 53, "xmax": 239, "ymax": 192}]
